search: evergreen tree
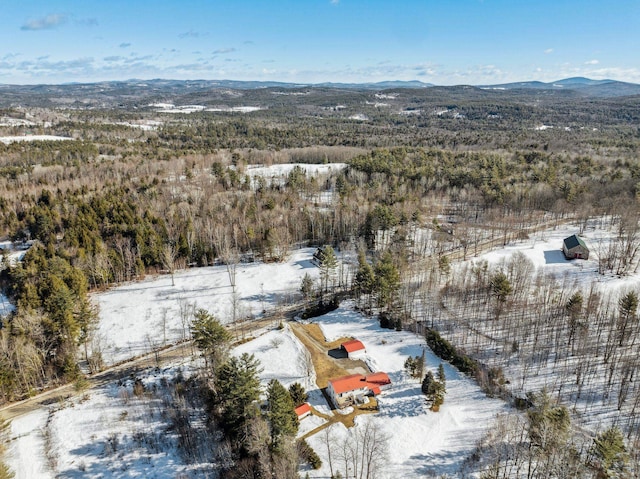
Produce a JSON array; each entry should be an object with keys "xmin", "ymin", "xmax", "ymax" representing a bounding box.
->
[
  {"xmin": 318, "ymin": 246, "xmax": 338, "ymax": 295},
  {"xmin": 566, "ymin": 291, "xmax": 584, "ymax": 345},
  {"xmin": 300, "ymin": 273, "xmax": 314, "ymax": 301},
  {"xmin": 490, "ymin": 271, "xmax": 512, "ymax": 320},
  {"xmin": 374, "ymin": 252, "xmax": 400, "ymax": 312},
  {"xmin": 421, "ymin": 371, "xmax": 434, "ymax": 396},
  {"xmin": 267, "ymin": 379, "xmax": 299, "ymax": 453},
  {"xmin": 526, "ymin": 390, "xmax": 571, "ymax": 452},
  {"xmin": 490, "ymin": 271, "xmax": 512, "ymax": 304},
  {"xmin": 437, "ymin": 363, "xmax": 446, "ymax": 390},
  {"xmin": 617, "ymin": 291, "xmax": 638, "ymax": 346},
  {"xmin": 215, "ymin": 353, "xmax": 262, "ymax": 438},
  {"xmin": 288, "ymin": 382, "xmax": 308, "ymax": 407},
  {"xmin": 591, "ymin": 426, "xmax": 629, "ymax": 478},
  {"xmin": 191, "ymin": 309, "xmax": 231, "ymax": 376},
  {"xmin": 354, "ymin": 251, "xmax": 376, "ymax": 295}
]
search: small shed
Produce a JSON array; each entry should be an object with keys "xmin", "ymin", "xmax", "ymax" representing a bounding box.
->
[
  {"xmin": 295, "ymin": 403, "xmax": 312, "ymax": 420},
  {"xmin": 341, "ymin": 339, "xmax": 366, "ymax": 359},
  {"xmin": 563, "ymin": 234, "xmax": 589, "ymax": 260}
]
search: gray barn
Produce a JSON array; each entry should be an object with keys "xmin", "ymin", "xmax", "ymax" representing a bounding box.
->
[{"xmin": 563, "ymin": 234, "xmax": 589, "ymax": 260}]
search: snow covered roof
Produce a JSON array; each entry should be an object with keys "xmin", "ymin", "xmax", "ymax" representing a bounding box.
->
[{"xmin": 341, "ymin": 339, "xmax": 365, "ymax": 353}]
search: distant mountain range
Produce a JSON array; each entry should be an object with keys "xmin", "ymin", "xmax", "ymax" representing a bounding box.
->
[{"xmin": 0, "ymin": 77, "xmax": 638, "ymax": 108}]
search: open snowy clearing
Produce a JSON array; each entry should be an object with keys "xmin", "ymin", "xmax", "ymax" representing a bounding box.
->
[
  {"xmin": 6, "ymin": 302, "xmax": 506, "ymax": 478},
  {"xmin": 92, "ymin": 248, "xmax": 319, "ymax": 365},
  {"xmin": 0, "ymin": 135, "xmax": 72, "ymax": 144},
  {"xmin": 302, "ymin": 304, "xmax": 507, "ymax": 478},
  {"xmin": 468, "ymin": 220, "xmax": 640, "ymax": 294},
  {"xmin": 6, "ymin": 360, "xmax": 207, "ymax": 479},
  {"xmin": 244, "ymin": 162, "xmax": 346, "ymax": 189}
]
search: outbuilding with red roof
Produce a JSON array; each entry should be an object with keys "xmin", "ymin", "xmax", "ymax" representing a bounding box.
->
[
  {"xmin": 341, "ymin": 339, "xmax": 366, "ymax": 359},
  {"xmin": 295, "ymin": 403, "xmax": 312, "ymax": 420}
]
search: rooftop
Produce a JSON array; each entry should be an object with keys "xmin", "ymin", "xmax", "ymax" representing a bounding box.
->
[
  {"xmin": 341, "ymin": 339, "xmax": 366, "ymax": 353},
  {"xmin": 329, "ymin": 372, "xmax": 391, "ymax": 395},
  {"xmin": 563, "ymin": 234, "xmax": 588, "ymax": 250}
]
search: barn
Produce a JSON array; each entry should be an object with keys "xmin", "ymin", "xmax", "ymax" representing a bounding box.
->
[
  {"xmin": 341, "ymin": 339, "xmax": 366, "ymax": 359},
  {"xmin": 563, "ymin": 234, "xmax": 589, "ymax": 260}
]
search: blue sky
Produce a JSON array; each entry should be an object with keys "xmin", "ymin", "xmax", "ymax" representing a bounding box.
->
[{"xmin": 1, "ymin": 0, "xmax": 638, "ymax": 85}]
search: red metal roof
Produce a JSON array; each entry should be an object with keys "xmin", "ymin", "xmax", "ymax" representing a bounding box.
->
[
  {"xmin": 295, "ymin": 403, "xmax": 311, "ymax": 417},
  {"xmin": 329, "ymin": 372, "xmax": 391, "ymax": 395},
  {"xmin": 341, "ymin": 339, "xmax": 366, "ymax": 353}
]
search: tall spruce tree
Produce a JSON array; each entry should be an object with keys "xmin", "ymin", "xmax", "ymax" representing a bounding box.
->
[
  {"xmin": 591, "ymin": 426, "xmax": 629, "ymax": 478},
  {"xmin": 267, "ymin": 379, "xmax": 299, "ymax": 453},
  {"xmin": 215, "ymin": 353, "xmax": 262, "ymax": 438},
  {"xmin": 191, "ymin": 309, "xmax": 231, "ymax": 377},
  {"xmin": 288, "ymin": 382, "xmax": 308, "ymax": 407}
]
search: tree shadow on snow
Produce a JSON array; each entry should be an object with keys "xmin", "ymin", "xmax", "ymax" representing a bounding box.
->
[{"xmin": 412, "ymin": 450, "xmax": 460, "ymax": 477}]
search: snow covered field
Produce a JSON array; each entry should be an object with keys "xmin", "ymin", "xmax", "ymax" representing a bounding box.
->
[
  {"xmin": 150, "ymin": 103, "xmax": 263, "ymax": 114},
  {"xmin": 244, "ymin": 162, "xmax": 346, "ymax": 188},
  {"xmin": 93, "ymin": 248, "xmax": 319, "ymax": 364},
  {"xmin": 472, "ymin": 221, "xmax": 640, "ymax": 292},
  {"xmin": 7, "ymin": 361, "xmax": 210, "ymax": 479},
  {"xmin": 0, "ymin": 135, "xmax": 72, "ymax": 144},
  {"xmin": 303, "ymin": 305, "xmax": 507, "ymax": 478},
  {"xmin": 7, "ymin": 294, "xmax": 505, "ymax": 478}
]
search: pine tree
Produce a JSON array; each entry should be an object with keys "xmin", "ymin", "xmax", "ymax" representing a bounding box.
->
[
  {"xmin": 617, "ymin": 291, "xmax": 638, "ymax": 346},
  {"xmin": 267, "ymin": 379, "xmax": 299, "ymax": 453},
  {"xmin": 215, "ymin": 353, "xmax": 262, "ymax": 438},
  {"xmin": 421, "ymin": 371, "xmax": 434, "ymax": 396},
  {"xmin": 566, "ymin": 291, "xmax": 584, "ymax": 345},
  {"xmin": 374, "ymin": 252, "xmax": 400, "ymax": 312},
  {"xmin": 300, "ymin": 273, "xmax": 314, "ymax": 301},
  {"xmin": 591, "ymin": 426, "xmax": 629, "ymax": 478},
  {"xmin": 318, "ymin": 246, "xmax": 338, "ymax": 295},
  {"xmin": 354, "ymin": 251, "xmax": 376, "ymax": 296},
  {"xmin": 191, "ymin": 309, "xmax": 231, "ymax": 376},
  {"xmin": 288, "ymin": 382, "xmax": 308, "ymax": 407},
  {"xmin": 437, "ymin": 363, "xmax": 446, "ymax": 390}
]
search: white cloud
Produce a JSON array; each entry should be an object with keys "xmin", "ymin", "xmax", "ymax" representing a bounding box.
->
[
  {"xmin": 585, "ymin": 59, "xmax": 599, "ymax": 65},
  {"xmin": 119, "ymin": 42, "xmax": 132, "ymax": 48},
  {"xmin": 179, "ymin": 30, "xmax": 206, "ymax": 39},
  {"xmin": 213, "ymin": 48, "xmax": 236, "ymax": 54},
  {"xmin": 331, "ymin": 0, "xmax": 340, "ymax": 4},
  {"xmin": 21, "ymin": 14, "xmax": 68, "ymax": 31},
  {"xmin": 544, "ymin": 48, "xmax": 554, "ymax": 54}
]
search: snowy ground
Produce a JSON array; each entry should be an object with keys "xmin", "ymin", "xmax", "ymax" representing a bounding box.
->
[
  {"xmin": 445, "ymin": 219, "xmax": 640, "ymax": 432},
  {"xmin": 244, "ymin": 162, "xmax": 346, "ymax": 189},
  {"xmin": 6, "ymin": 301, "xmax": 506, "ymax": 479},
  {"xmin": 92, "ymin": 248, "xmax": 319, "ymax": 364},
  {"xmin": 150, "ymin": 103, "xmax": 263, "ymax": 114},
  {"xmin": 0, "ymin": 135, "xmax": 72, "ymax": 144},
  {"xmin": 6, "ymin": 360, "xmax": 210, "ymax": 479},
  {"xmin": 471, "ymin": 221, "xmax": 640, "ymax": 292},
  {"xmin": 302, "ymin": 305, "xmax": 507, "ymax": 478}
]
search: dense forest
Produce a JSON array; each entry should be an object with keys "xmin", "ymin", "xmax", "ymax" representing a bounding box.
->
[{"xmin": 1, "ymin": 84, "xmax": 639, "ymax": 477}]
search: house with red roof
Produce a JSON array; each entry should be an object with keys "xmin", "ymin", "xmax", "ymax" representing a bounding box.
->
[
  {"xmin": 295, "ymin": 403, "xmax": 312, "ymax": 420},
  {"xmin": 341, "ymin": 339, "xmax": 366, "ymax": 359},
  {"xmin": 327, "ymin": 372, "xmax": 391, "ymax": 408}
]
